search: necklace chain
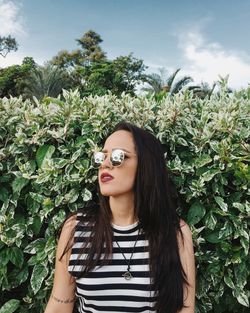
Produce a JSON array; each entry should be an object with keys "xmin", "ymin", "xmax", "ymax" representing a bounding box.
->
[{"xmin": 114, "ymin": 227, "xmax": 140, "ymax": 280}]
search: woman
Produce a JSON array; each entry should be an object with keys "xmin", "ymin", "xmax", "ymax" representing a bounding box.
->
[{"xmin": 44, "ymin": 121, "xmax": 195, "ymax": 313}]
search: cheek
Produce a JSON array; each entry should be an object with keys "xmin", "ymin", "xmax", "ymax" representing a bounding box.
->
[{"xmin": 99, "ymin": 166, "xmax": 137, "ymax": 196}]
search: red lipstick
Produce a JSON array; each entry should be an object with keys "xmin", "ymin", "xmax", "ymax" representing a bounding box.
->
[{"xmin": 100, "ymin": 172, "xmax": 114, "ymax": 183}]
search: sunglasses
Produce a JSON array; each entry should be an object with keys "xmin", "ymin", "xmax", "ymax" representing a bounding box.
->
[{"xmin": 92, "ymin": 149, "xmax": 134, "ymax": 168}]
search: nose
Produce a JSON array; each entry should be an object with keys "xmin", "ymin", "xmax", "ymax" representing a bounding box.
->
[{"xmin": 100, "ymin": 153, "xmax": 113, "ymax": 169}]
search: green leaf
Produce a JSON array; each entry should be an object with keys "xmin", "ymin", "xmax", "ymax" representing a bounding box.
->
[
  {"xmin": 64, "ymin": 188, "xmax": 79, "ymax": 204},
  {"xmin": 28, "ymin": 192, "xmax": 44, "ymax": 203},
  {"xmin": 232, "ymin": 202, "xmax": 245, "ymax": 213},
  {"xmin": 220, "ymin": 241, "xmax": 231, "ymax": 253},
  {"xmin": 53, "ymin": 158, "xmax": 68, "ymax": 169},
  {"xmin": 0, "ymin": 248, "xmax": 9, "ymax": 266},
  {"xmin": 201, "ymin": 169, "xmax": 220, "ymax": 182},
  {"xmin": 194, "ymin": 155, "xmax": 213, "ymax": 168},
  {"xmin": 234, "ymin": 263, "xmax": 248, "ymax": 289},
  {"xmin": 214, "ymin": 196, "xmax": 228, "ymax": 212},
  {"xmin": 187, "ymin": 202, "xmax": 206, "ymax": 225},
  {"xmin": 30, "ymin": 216, "xmax": 42, "ymax": 235},
  {"xmin": 233, "ymin": 288, "xmax": 249, "ymax": 307},
  {"xmin": 218, "ymin": 221, "xmax": 233, "ymax": 239},
  {"xmin": 0, "ymin": 187, "xmax": 9, "ymax": 202},
  {"xmin": 177, "ymin": 137, "xmax": 188, "ymax": 146},
  {"xmin": 30, "ymin": 264, "xmax": 48, "ymax": 294},
  {"xmin": 8, "ymin": 265, "xmax": 29, "ymax": 288},
  {"xmin": 7, "ymin": 247, "xmax": 24, "ymax": 268},
  {"xmin": 205, "ymin": 230, "xmax": 221, "ymax": 243},
  {"xmin": 224, "ymin": 274, "xmax": 235, "ymax": 289},
  {"xmin": 36, "ymin": 144, "xmax": 55, "ymax": 168},
  {"xmin": 204, "ymin": 211, "xmax": 217, "ymax": 230},
  {"xmin": 11, "ymin": 176, "xmax": 29, "ymax": 195},
  {"xmin": 82, "ymin": 188, "xmax": 92, "ymax": 202},
  {"xmin": 240, "ymin": 237, "xmax": 249, "ymax": 255},
  {"xmin": 0, "ymin": 299, "xmax": 20, "ymax": 313},
  {"xmin": 71, "ymin": 149, "xmax": 82, "ymax": 162},
  {"xmin": 24, "ymin": 238, "xmax": 46, "ymax": 254}
]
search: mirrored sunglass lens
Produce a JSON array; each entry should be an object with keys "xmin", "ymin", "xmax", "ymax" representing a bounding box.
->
[
  {"xmin": 111, "ymin": 149, "xmax": 125, "ymax": 166},
  {"xmin": 93, "ymin": 152, "xmax": 105, "ymax": 168}
]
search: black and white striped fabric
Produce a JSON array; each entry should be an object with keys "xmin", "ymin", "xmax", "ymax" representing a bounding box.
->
[{"xmin": 68, "ymin": 213, "xmax": 156, "ymax": 313}]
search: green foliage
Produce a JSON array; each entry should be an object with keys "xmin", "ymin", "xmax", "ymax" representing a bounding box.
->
[
  {"xmin": 143, "ymin": 67, "xmax": 193, "ymax": 96},
  {"xmin": 50, "ymin": 30, "xmax": 147, "ymax": 96},
  {"xmin": 51, "ymin": 29, "xmax": 106, "ymax": 69},
  {"xmin": 0, "ymin": 83, "xmax": 249, "ymax": 312},
  {"xmin": 23, "ymin": 64, "xmax": 74, "ymax": 100},
  {"xmin": 76, "ymin": 30, "xmax": 106, "ymax": 62},
  {"xmin": 78, "ymin": 54, "xmax": 147, "ymax": 96},
  {"xmin": 0, "ymin": 57, "xmax": 36, "ymax": 98}
]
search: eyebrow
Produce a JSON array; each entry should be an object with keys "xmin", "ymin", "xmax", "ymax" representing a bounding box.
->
[{"xmin": 102, "ymin": 148, "xmax": 132, "ymax": 153}]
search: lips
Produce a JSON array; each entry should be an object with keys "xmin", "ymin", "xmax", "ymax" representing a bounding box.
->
[{"xmin": 100, "ymin": 172, "xmax": 114, "ymax": 183}]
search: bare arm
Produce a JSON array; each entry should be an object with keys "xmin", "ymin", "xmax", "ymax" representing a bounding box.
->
[
  {"xmin": 44, "ymin": 216, "xmax": 77, "ymax": 313},
  {"xmin": 178, "ymin": 221, "xmax": 196, "ymax": 313}
]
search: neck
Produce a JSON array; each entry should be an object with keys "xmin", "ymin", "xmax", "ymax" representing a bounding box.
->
[{"xmin": 109, "ymin": 193, "xmax": 137, "ymax": 226}]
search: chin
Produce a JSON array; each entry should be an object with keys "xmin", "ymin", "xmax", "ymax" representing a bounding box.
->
[{"xmin": 100, "ymin": 190, "xmax": 117, "ymax": 197}]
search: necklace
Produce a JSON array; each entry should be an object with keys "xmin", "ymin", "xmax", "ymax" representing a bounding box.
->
[{"xmin": 114, "ymin": 227, "xmax": 140, "ymax": 280}]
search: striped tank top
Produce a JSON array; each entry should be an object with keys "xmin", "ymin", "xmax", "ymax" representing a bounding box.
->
[{"xmin": 68, "ymin": 213, "xmax": 156, "ymax": 312}]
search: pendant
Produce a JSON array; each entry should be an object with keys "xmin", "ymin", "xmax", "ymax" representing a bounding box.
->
[{"xmin": 123, "ymin": 271, "xmax": 132, "ymax": 280}]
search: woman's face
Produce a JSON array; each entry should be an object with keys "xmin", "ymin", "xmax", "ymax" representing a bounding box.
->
[{"xmin": 98, "ymin": 130, "xmax": 138, "ymax": 197}]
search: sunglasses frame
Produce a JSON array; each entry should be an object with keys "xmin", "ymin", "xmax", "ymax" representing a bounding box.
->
[{"xmin": 92, "ymin": 148, "xmax": 131, "ymax": 168}]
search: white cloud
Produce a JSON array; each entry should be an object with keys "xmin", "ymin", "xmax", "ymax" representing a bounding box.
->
[
  {"xmin": 0, "ymin": 51, "xmax": 25, "ymax": 67},
  {"xmin": 0, "ymin": 0, "xmax": 26, "ymax": 36},
  {"xmin": 0, "ymin": 50, "xmax": 47, "ymax": 67},
  {"xmin": 178, "ymin": 30, "xmax": 250, "ymax": 89}
]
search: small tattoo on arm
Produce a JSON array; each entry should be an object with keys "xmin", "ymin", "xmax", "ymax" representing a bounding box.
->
[{"xmin": 51, "ymin": 294, "xmax": 75, "ymax": 304}]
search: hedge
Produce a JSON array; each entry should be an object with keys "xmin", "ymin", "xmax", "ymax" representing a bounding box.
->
[{"xmin": 0, "ymin": 83, "xmax": 249, "ymax": 313}]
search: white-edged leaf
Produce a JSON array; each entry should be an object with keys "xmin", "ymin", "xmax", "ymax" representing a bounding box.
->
[
  {"xmin": 194, "ymin": 155, "xmax": 213, "ymax": 168},
  {"xmin": 214, "ymin": 196, "xmax": 228, "ymax": 212},
  {"xmin": 31, "ymin": 264, "xmax": 48, "ymax": 294},
  {"xmin": 224, "ymin": 274, "xmax": 235, "ymax": 289},
  {"xmin": 24, "ymin": 238, "xmax": 45, "ymax": 254},
  {"xmin": 236, "ymin": 291, "xmax": 249, "ymax": 307},
  {"xmin": 36, "ymin": 144, "xmax": 55, "ymax": 169},
  {"xmin": 82, "ymin": 188, "xmax": 92, "ymax": 202},
  {"xmin": 0, "ymin": 299, "xmax": 20, "ymax": 313},
  {"xmin": 201, "ymin": 169, "xmax": 220, "ymax": 182}
]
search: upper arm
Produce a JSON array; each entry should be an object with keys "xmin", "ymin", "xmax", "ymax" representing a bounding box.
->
[
  {"xmin": 178, "ymin": 220, "xmax": 196, "ymax": 313},
  {"xmin": 44, "ymin": 215, "xmax": 77, "ymax": 313}
]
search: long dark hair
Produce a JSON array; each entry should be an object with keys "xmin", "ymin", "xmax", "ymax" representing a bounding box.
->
[{"xmin": 63, "ymin": 121, "xmax": 188, "ymax": 313}]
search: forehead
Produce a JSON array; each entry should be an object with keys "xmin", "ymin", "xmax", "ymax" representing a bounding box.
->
[{"xmin": 103, "ymin": 130, "xmax": 135, "ymax": 152}]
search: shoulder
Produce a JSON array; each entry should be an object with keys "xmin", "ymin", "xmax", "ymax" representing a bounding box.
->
[
  {"xmin": 177, "ymin": 219, "xmax": 193, "ymax": 250},
  {"xmin": 60, "ymin": 214, "xmax": 77, "ymax": 237},
  {"xmin": 179, "ymin": 219, "xmax": 192, "ymax": 236},
  {"xmin": 57, "ymin": 214, "xmax": 77, "ymax": 258}
]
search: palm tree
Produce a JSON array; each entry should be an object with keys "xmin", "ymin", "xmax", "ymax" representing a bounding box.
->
[
  {"xmin": 187, "ymin": 82, "xmax": 216, "ymax": 99},
  {"xmin": 143, "ymin": 68, "xmax": 193, "ymax": 95},
  {"xmin": 23, "ymin": 64, "xmax": 73, "ymax": 100}
]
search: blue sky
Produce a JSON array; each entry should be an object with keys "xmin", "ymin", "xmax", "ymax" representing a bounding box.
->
[{"xmin": 1, "ymin": 0, "xmax": 250, "ymax": 89}]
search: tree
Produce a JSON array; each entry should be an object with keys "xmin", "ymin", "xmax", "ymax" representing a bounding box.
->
[
  {"xmin": 143, "ymin": 68, "xmax": 193, "ymax": 95},
  {"xmin": 23, "ymin": 63, "xmax": 74, "ymax": 100},
  {"xmin": 50, "ymin": 30, "xmax": 106, "ymax": 70},
  {"xmin": 76, "ymin": 30, "xmax": 106, "ymax": 63},
  {"xmin": 187, "ymin": 82, "xmax": 216, "ymax": 99},
  {"xmin": 0, "ymin": 35, "xmax": 18, "ymax": 58},
  {"xmin": 50, "ymin": 30, "xmax": 147, "ymax": 96},
  {"xmin": 78, "ymin": 54, "xmax": 147, "ymax": 96},
  {"xmin": 0, "ymin": 57, "xmax": 35, "ymax": 97},
  {"xmin": 50, "ymin": 49, "xmax": 82, "ymax": 70}
]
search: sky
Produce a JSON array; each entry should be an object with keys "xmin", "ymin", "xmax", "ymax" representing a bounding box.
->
[{"xmin": 0, "ymin": 0, "xmax": 250, "ymax": 90}]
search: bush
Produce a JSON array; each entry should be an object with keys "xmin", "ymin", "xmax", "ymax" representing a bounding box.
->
[{"xmin": 0, "ymin": 84, "xmax": 249, "ymax": 312}]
